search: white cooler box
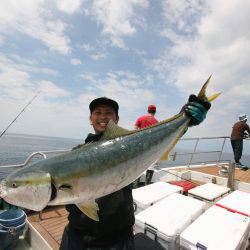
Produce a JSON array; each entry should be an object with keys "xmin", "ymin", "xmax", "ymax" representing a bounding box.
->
[
  {"xmin": 188, "ymin": 183, "xmax": 230, "ymax": 208},
  {"xmin": 133, "ymin": 182, "xmax": 183, "ymax": 214},
  {"xmin": 180, "ymin": 205, "xmax": 250, "ymax": 250},
  {"xmin": 135, "ymin": 193, "xmax": 205, "ymax": 249},
  {"xmin": 216, "ymin": 190, "xmax": 250, "ymax": 217}
]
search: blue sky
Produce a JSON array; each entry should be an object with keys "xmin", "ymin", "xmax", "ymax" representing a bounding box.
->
[{"xmin": 0, "ymin": 0, "xmax": 249, "ymax": 142}]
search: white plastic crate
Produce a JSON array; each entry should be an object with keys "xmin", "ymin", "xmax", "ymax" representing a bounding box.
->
[
  {"xmin": 188, "ymin": 183, "xmax": 230, "ymax": 208},
  {"xmin": 135, "ymin": 193, "xmax": 205, "ymax": 249},
  {"xmin": 216, "ymin": 190, "xmax": 250, "ymax": 217},
  {"xmin": 180, "ymin": 205, "xmax": 250, "ymax": 250},
  {"xmin": 132, "ymin": 182, "xmax": 183, "ymax": 214}
]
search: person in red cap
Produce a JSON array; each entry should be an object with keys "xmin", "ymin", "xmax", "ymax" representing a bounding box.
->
[
  {"xmin": 134, "ymin": 105, "xmax": 159, "ymax": 185},
  {"xmin": 134, "ymin": 104, "xmax": 158, "ymax": 130}
]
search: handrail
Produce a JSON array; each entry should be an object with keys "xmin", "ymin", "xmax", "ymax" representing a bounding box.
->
[
  {"xmin": 0, "ymin": 149, "xmax": 70, "ymax": 168},
  {"xmin": 167, "ymin": 136, "xmax": 250, "ymax": 167}
]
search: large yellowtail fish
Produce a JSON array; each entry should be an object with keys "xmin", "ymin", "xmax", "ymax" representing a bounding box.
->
[{"xmin": 0, "ymin": 76, "xmax": 220, "ymax": 221}]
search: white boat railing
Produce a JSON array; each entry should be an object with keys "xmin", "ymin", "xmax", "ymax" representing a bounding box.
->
[
  {"xmin": 0, "ymin": 149, "xmax": 70, "ymax": 168},
  {"xmin": 166, "ymin": 136, "xmax": 250, "ymax": 167}
]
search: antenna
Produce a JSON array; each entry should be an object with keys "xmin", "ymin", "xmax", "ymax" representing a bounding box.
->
[{"xmin": 0, "ymin": 91, "xmax": 40, "ymax": 138}]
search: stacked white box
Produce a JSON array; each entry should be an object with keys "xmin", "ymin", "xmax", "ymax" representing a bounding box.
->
[
  {"xmin": 180, "ymin": 205, "xmax": 250, "ymax": 250},
  {"xmin": 135, "ymin": 193, "xmax": 205, "ymax": 249},
  {"xmin": 132, "ymin": 182, "xmax": 183, "ymax": 214},
  {"xmin": 188, "ymin": 183, "xmax": 230, "ymax": 208},
  {"xmin": 216, "ymin": 190, "xmax": 250, "ymax": 217}
]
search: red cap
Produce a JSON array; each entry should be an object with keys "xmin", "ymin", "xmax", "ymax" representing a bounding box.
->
[{"xmin": 148, "ymin": 104, "xmax": 156, "ymax": 111}]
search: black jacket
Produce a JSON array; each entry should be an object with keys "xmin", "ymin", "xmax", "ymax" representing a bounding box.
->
[{"xmin": 65, "ymin": 133, "xmax": 135, "ymax": 247}]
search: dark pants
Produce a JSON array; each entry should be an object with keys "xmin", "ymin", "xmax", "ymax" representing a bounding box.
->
[
  {"xmin": 145, "ymin": 170, "xmax": 154, "ymax": 185},
  {"xmin": 60, "ymin": 225, "xmax": 135, "ymax": 250},
  {"xmin": 231, "ymin": 139, "xmax": 243, "ymax": 163}
]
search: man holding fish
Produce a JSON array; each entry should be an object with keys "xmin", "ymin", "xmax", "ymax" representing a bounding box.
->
[
  {"xmin": 60, "ymin": 87, "xmax": 211, "ymax": 249},
  {"xmin": 0, "ymin": 77, "xmax": 218, "ymax": 250}
]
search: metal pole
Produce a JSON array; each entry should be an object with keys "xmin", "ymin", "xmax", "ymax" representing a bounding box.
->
[
  {"xmin": 188, "ymin": 138, "xmax": 199, "ymax": 167},
  {"xmin": 218, "ymin": 137, "xmax": 227, "ymax": 162}
]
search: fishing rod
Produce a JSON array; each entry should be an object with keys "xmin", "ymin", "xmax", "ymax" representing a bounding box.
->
[{"xmin": 0, "ymin": 91, "xmax": 40, "ymax": 139}]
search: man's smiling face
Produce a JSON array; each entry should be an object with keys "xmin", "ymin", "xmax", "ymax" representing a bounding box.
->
[{"xmin": 90, "ymin": 104, "xmax": 119, "ymax": 134}]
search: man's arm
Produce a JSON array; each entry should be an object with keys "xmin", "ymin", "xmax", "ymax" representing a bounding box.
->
[{"xmin": 244, "ymin": 123, "xmax": 250, "ymax": 137}]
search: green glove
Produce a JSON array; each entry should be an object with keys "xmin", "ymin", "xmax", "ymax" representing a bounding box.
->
[{"xmin": 184, "ymin": 94, "xmax": 211, "ymax": 126}]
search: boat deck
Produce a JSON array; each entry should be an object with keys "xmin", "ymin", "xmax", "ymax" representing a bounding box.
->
[
  {"xmin": 188, "ymin": 165, "xmax": 250, "ymax": 183},
  {"xmin": 28, "ymin": 206, "xmax": 68, "ymax": 249}
]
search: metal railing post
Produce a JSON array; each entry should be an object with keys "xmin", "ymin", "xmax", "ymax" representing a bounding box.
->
[
  {"xmin": 218, "ymin": 137, "xmax": 227, "ymax": 162},
  {"xmin": 188, "ymin": 138, "xmax": 200, "ymax": 167}
]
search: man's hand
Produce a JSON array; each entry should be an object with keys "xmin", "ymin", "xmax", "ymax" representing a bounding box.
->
[
  {"xmin": 243, "ymin": 132, "xmax": 249, "ymax": 139},
  {"xmin": 184, "ymin": 94, "xmax": 211, "ymax": 126}
]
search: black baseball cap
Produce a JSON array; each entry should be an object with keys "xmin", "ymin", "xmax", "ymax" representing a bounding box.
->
[{"xmin": 89, "ymin": 97, "xmax": 119, "ymax": 114}]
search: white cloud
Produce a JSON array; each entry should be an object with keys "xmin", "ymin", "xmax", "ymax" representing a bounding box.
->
[
  {"xmin": 90, "ymin": 52, "xmax": 106, "ymax": 61},
  {"xmin": 0, "ymin": 53, "xmax": 59, "ymax": 77},
  {"xmin": 0, "ymin": 35, "xmax": 4, "ymax": 46},
  {"xmin": 80, "ymin": 43, "xmax": 106, "ymax": 60},
  {"xmin": 81, "ymin": 72, "xmax": 98, "ymax": 84},
  {"xmin": 56, "ymin": 0, "xmax": 82, "ymax": 14},
  {"xmin": 38, "ymin": 80, "xmax": 70, "ymax": 98},
  {"xmin": 0, "ymin": 96, "xmax": 88, "ymax": 139},
  {"xmin": 0, "ymin": 66, "xmax": 29, "ymax": 88},
  {"xmin": 70, "ymin": 58, "xmax": 82, "ymax": 65},
  {"xmin": 0, "ymin": 0, "xmax": 71, "ymax": 54},
  {"xmin": 152, "ymin": 0, "xmax": 250, "ymax": 137},
  {"xmin": 161, "ymin": 0, "xmax": 204, "ymax": 36},
  {"xmin": 0, "ymin": 53, "xmax": 69, "ymax": 105},
  {"xmin": 87, "ymin": 0, "xmax": 149, "ymax": 49},
  {"xmin": 81, "ymin": 43, "xmax": 93, "ymax": 52}
]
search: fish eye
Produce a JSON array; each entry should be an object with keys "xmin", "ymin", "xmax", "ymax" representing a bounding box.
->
[{"xmin": 12, "ymin": 183, "xmax": 17, "ymax": 188}]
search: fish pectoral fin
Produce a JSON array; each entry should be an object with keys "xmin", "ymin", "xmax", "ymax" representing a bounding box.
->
[
  {"xmin": 101, "ymin": 120, "xmax": 134, "ymax": 140},
  {"xmin": 76, "ymin": 200, "xmax": 100, "ymax": 221}
]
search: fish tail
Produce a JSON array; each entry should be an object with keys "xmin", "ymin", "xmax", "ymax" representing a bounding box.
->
[{"xmin": 197, "ymin": 75, "xmax": 221, "ymax": 102}]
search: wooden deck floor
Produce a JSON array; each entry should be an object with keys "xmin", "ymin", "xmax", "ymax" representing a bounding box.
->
[
  {"xmin": 28, "ymin": 206, "xmax": 68, "ymax": 249},
  {"xmin": 188, "ymin": 165, "xmax": 250, "ymax": 183}
]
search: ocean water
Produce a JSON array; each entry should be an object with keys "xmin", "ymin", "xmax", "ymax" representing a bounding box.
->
[{"xmin": 0, "ymin": 133, "xmax": 82, "ymax": 166}]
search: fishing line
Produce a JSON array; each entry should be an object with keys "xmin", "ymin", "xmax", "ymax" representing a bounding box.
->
[{"xmin": 0, "ymin": 92, "xmax": 40, "ymax": 139}]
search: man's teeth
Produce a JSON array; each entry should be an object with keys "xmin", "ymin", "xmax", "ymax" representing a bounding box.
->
[{"xmin": 100, "ymin": 122, "xmax": 107, "ymax": 125}]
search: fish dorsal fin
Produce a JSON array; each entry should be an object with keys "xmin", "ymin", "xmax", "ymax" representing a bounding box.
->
[
  {"xmin": 101, "ymin": 120, "xmax": 133, "ymax": 140},
  {"xmin": 76, "ymin": 200, "xmax": 100, "ymax": 221},
  {"xmin": 72, "ymin": 142, "xmax": 93, "ymax": 151}
]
